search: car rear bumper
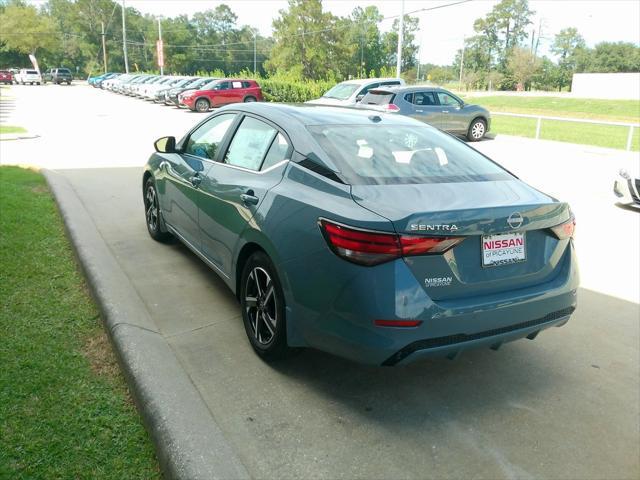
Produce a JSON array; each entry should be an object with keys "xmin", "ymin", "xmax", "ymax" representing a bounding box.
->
[{"xmin": 288, "ymin": 241, "xmax": 578, "ymax": 366}]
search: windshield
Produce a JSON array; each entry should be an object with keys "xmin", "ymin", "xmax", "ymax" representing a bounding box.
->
[
  {"xmin": 322, "ymin": 83, "xmax": 360, "ymax": 100},
  {"xmin": 309, "ymin": 125, "xmax": 512, "ymax": 185}
]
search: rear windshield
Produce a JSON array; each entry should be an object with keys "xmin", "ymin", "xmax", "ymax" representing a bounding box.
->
[
  {"xmin": 309, "ymin": 125, "xmax": 512, "ymax": 185},
  {"xmin": 361, "ymin": 91, "xmax": 394, "ymax": 105},
  {"xmin": 27, "ymin": 70, "xmax": 38, "ymax": 74},
  {"xmin": 57, "ymin": 68, "xmax": 71, "ymax": 73},
  {"xmin": 322, "ymin": 83, "xmax": 360, "ymax": 100}
]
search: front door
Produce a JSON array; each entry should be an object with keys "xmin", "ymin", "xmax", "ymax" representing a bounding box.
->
[
  {"xmin": 161, "ymin": 113, "xmax": 238, "ymax": 249},
  {"xmin": 198, "ymin": 115, "xmax": 291, "ymax": 275},
  {"xmin": 436, "ymin": 91, "xmax": 466, "ymax": 132}
]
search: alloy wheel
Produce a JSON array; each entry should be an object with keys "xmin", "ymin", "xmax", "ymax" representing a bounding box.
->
[
  {"xmin": 244, "ymin": 267, "xmax": 278, "ymax": 345},
  {"xmin": 471, "ymin": 121, "xmax": 485, "ymax": 140},
  {"xmin": 145, "ymin": 184, "xmax": 159, "ymax": 232}
]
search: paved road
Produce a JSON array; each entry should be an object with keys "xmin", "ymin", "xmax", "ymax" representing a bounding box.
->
[{"xmin": 2, "ymin": 84, "xmax": 639, "ymax": 479}]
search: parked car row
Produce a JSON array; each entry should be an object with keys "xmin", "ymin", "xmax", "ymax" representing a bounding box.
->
[
  {"xmin": 91, "ymin": 73, "xmax": 263, "ymax": 112},
  {"xmin": 0, "ymin": 67, "xmax": 74, "ymax": 85}
]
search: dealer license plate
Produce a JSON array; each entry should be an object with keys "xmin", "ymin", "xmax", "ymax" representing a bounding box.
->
[{"xmin": 482, "ymin": 232, "xmax": 526, "ymax": 267}]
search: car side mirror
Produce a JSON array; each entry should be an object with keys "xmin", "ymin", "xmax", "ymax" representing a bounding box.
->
[
  {"xmin": 356, "ymin": 94, "xmax": 364, "ymax": 102},
  {"xmin": 154, "ymin": 136, "xmax": 176, "ymax": 153}
]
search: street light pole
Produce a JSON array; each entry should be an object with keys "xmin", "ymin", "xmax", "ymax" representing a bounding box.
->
[
  {"xmin": 253, "ymin": 31, "xmax": 257, "ymax": 75},
  {"xmin": 458, "ymin": 35, "xmax": 465, "ymax": 90},
  {"xmin": 395, "ymin": 0, "xmax": 404, "ymax": 78},
  {"xmin": 121, "ymin": 0, "xmax": 129, "ymax": 73},
  {"xmin": 101, "ymin": 21, "xmax": 107, "ymax": 73}
]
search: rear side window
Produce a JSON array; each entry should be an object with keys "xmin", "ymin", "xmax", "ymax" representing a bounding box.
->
[
  {"xmin": 308, "ymin": 125, "xmax": 511, "ymax": 185},
  {"xmin": 224, "ymin": 117, "xmax": 278, "ymax": 171},
  {"xmin": 413, "ymin": 92, "xmax": 437, "ymax": 106},
  {"xmin": 262, "ymin": 133, "xmax": 290, "ymax": 170},
  {"xmin": 362, "ymin": 90, "xmax": 395, "ymax": 105},
  {"xmin": 242, "ymin": 81, "xmax": 251, "ymax": 88},
  {"xmin": 185, "ymin": 113, "xmax": 236, "ymax": 160}
]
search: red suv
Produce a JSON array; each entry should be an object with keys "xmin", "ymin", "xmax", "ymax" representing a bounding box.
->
[
  {"xmin": 179, "ymin": 79, "xmax": 263, "ymax": 112},
  {"xmin": 0, "ymin": 70, "xmax": 14, "ymax": 85}
]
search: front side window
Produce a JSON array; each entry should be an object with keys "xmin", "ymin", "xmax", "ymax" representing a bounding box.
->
[
  {"xmin": 309, "ymin": 125, "xmax": 511, "ymax": 185},
  {"xmin": 224, "ymin": 117, "xmax": 278, "ymax": 171},
  {"xmin": 437, "ymin": 92, "xmax": 461, "ymax": 107},
  {"xmin": 185, "ymin": 114, "xmax": 236, "ymax": 160}
]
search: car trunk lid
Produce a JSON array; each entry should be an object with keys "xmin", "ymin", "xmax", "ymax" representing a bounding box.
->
[{"xmin": 351, "ymin": 180, "xmax": 572, "ymax": 300}]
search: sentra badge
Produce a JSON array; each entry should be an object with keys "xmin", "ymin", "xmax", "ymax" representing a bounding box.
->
[{"xmin": 410, "ymin": 224, "xmax": 458, "ymax": 232}]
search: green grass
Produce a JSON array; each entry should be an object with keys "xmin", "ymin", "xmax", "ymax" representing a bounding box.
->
[
  {"xmin": 463, "ymin": 95, "xmax": 640, "ymax": 123},
  {"xmin": 0, "ymin": 167, "xmax": 159, "ymax": 480},
  {"xmin": 491, "ymin": 116, "xmax": 640, "ymax": 151},
  {"xmin": 0, "ymin": 125, "xmax": 27, "ymax": 135}
]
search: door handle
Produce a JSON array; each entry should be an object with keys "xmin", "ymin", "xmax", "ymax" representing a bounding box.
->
[
  {"xmin": 190, "ymin": 173, "xmax": 202, "ymax": 187},
  {"xmin": 415, "ymin": 109, "xmax": 424, "ymax": 113},
  {"xmin": 240, "ymin": 190, "xmax": 259, "ymax": 206},
  {"xmin": 442, "ymin": 110, "xmax": 450, "ymax": 113}
]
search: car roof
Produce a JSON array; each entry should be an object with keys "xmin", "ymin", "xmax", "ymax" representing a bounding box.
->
[
  {"xmin": 367, "ymin": 85, "xmax": 449, "ymax": 94},
  {"xmin": 336, "ymin": 77, "xmax": 402, "ymax": 86},
  {"xmin": 219, "ymin": 102, "xmax": 422, "ymax": 127}
]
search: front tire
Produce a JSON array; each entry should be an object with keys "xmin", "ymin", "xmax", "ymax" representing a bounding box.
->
[
  {"xmin": 244, "ymin": 96, "xmax": 256, "ymax": 102},
  {"xmin": 143, "ymin": 177, "xmax": 171, "ymax": 242},
  {"xmin": 467, "ymin": 118, "xmax": 487, "ymax": 142},
  {"xmin": 240, "ymin": 251, "xmax": 289, "ymax": 361},
  {"xmin": 195, "ymin": 98, "xmax": 210, "ymax": 113}
]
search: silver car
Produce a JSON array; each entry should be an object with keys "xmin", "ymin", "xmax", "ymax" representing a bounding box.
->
[{"xmin": 357, "ymin": 86, "xmax": 491, "ymax": 141}]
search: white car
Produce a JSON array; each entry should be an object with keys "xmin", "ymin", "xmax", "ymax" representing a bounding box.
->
[
  {"xmin": 306, "ymin": 77, "xmax": 405, "ymax": 107},
  {"xmin": 15, "ymin": 69, "xmax": 42, "ymax": 85}
]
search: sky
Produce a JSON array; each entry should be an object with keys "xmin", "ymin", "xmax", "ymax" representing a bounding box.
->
[{"xmin": 29, "ymin": 0, "xmax": 640, "ymax": 65}]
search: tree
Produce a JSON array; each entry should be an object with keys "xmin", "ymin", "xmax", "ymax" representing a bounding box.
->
[
  {"xmin": 346, "ymin": 6, "xmax": 384, "ymax": 78},
  {"xmin": 551, "ymin": 27, "xmax": 585, "ymax": 90},
  {"xmin": 579, "ymin": 42, "xmax": 640, "ymax": 73},
  {"xmin": 267, "ymin": 0, "xmax": 344, "ymax": 80},
  {"xmin": 507, "ymin": 47, "xmax": 540, "ymax": 89},
  {"xmin": 0, "ymin": 1, "xmax": 59, "ymax": 56},
  {"xmin": 382, "ymin": 14, "xmax": 419, "ymax": 72}
]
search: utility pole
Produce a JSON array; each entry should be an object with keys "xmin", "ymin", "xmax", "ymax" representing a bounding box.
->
[
  {"xmin": 458, "ymin": 35, "xmax": 465, "ymax": 90},
  {"xmin": 157, "ymin": 17, "xmax": 164, "ymax": 75},
  {"xmin": 101, "ymin": 21, "xmax": 107, "ymax": 73},
  {"xmin": 395, "ymin": 0, "xmax": 405, "ymax": 78},
  {"xmin": 253, "ymin": 31, "xmax": 257, "ymax": 75},
  {"xmin": 121, "ymin": 0, "xmax": 129, "ymax": 73}
]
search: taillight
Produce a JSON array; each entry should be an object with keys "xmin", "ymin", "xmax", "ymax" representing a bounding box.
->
[
  {"xmin": 385, "ymin": 103, "xmax": 400, "ymax": 112},
  {"xmin": 374, "ymin": 319, "xmax": 422, "ymax": 328},
  {"xmin": 550, "ymin": 216, "xmax": 576, "ymax": 240},
  {"xmin": 319, "ymin": 219, "xmax": 464, "ymax": 266}
]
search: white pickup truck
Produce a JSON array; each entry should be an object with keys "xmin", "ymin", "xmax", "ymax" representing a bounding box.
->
[{"xmin": 15, "ymin": 69, "xmax": 42, "ymax": 85}]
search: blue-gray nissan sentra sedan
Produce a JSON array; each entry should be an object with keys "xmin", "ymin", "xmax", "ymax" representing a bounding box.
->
[{"xmin": 143, "ymin": 103, "xmax": 578, "ymax": 366}]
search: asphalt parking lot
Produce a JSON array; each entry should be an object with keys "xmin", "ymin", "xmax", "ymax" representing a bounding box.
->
[{"xmin": 2, "ymin": 84, "xmax": 639, "ymax": 479}]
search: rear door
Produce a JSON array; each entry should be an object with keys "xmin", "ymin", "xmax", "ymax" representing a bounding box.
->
[
  {"xmin": 407, "ymin": 91, "xmax": 445, "ymax": 128},
  {"xmin": 198, "ymin": 114, "xmax": 291, "ymax": 275}
]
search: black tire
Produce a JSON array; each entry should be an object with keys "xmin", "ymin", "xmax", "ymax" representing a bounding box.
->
[
  {"xmin": 244, "ymin": 96, "xmax": 257, "ymax": 102},
  {"xmin": 240, "ymin": 251, "xmax": 289, "ymax": 361},
  {"xmin": 67, "ymin": 81, "xmax": 71, "ymax": 85},
  {"xmin": 194, "ymin": 98, "xmax": 210, "ymax": 113},
  {"xmin": 467, "ymin": 118, "xmax": 487, "ymax": 142},
  {"xmin": 143, "ymin": 177, "xmax": 172, "ymax": 242}
]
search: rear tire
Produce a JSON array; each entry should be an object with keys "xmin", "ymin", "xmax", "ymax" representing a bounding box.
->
[
  {"xmin": 244, "ymin": 96, "xmax": 257, "ymax": 102},
  {"xmin": 467, "ymin": 118, "xmax": 487, "ymax": 142},
  {"xmin": 143, "ymin": 177, "xmax": 172, "ymax": 242},
  {"xmin": 240, "ymin": 251, "xmax": 290, "ymax": 361},
  {"xmin": 195, "ymin": 98, "xmax": 210, "ymax": 113}
]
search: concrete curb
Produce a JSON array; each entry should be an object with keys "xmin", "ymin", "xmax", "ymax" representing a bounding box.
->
[{"xmin": 44, "ymin": 169, "xmax": 250, "ymax": 480}]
